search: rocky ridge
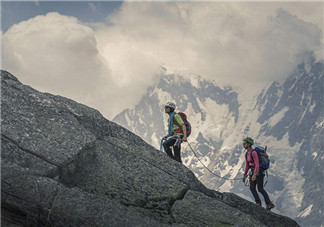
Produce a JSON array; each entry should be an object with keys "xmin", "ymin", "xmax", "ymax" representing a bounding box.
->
[{"xmin": 1, "ymin": 70, "xmax": 299, "ymax": 226}]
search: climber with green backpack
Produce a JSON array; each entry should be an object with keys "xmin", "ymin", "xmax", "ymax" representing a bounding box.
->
[
  {"xmin": 242, "ymin": 137, "xmax": 275, "ymax": 211},
  {"xmin": 161, "ymin": 102, "xmax": 190, "ymax": 163}
]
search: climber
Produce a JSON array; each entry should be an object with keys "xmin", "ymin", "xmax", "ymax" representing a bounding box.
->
[
  {"xmin": 162, "ymin": 102, "xmax": 187, "ymax": 163},
  {"xmin": 242, "ymin": 137, "xmax": 275, "ymax": 211}
]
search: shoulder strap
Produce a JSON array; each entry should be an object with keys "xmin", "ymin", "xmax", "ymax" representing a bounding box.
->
[
  {"xmin": 173, "ymin": 113, "xmax": 181, "ymax": 127},
  {"xmin": 250, "ymin": 149, "xmax": 256, "ymax": 162},
  {"xmin": 168, "ymin": 112, "xmax": 176, "ymax": 136}
]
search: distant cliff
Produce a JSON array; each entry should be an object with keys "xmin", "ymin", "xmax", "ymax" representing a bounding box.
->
[{"xmin": 1, "ymin": 70, "xmax": 299, "ymax": 226}]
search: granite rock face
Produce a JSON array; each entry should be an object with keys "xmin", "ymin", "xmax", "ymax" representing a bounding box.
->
[{"xmin": 1, "ymin": 70, "xmax": 299, "ymax": 226}]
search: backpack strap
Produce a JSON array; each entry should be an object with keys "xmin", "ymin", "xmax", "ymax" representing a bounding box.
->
[
  {"xmin": 173, "ymin": 113, "xmax": 184, "ymax": 134},
  {"xmin": 173, "ymin": 113, "xmax": 181, "ymax": 127},
  {"xmin": 168, "ymin": 112, "xmax": 176, "ymax": 136},
  {"xmin": 246, "ymin": 149, "xmax": 259, "ymax": 169},
  {"xmin": 250, "ymin": 149, "xmax": 258, "ymax": 163},
  {"xmin": 245, "ymin": 149, "xmax": 255, "ymax": 162}
]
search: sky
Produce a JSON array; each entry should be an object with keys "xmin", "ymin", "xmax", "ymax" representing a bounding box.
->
[{"xmin": 1, "ymin": 1, "xmax": 323, "ymax": 119}]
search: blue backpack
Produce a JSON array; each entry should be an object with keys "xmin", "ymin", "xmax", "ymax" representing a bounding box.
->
[{"xmin": 246, "ymin": 146, "xmax": 270, "ymax": 170}]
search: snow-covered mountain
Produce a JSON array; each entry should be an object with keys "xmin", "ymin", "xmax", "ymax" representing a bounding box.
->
[{"xmin": 113, "ymin": 57, "xmax": 323, "ymax": 227}]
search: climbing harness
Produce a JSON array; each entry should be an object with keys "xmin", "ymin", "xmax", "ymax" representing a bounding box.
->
[
  {"xmin": 174, "ymin": 137, "xmax": 182, "ymax": 147},
  {"xmin": 244, "ymin": 169, "xmax": 268, "ymax": 187},
  {"xmin": 160, "ymin": 136, "xmax": 181, "ymax": 151},
  {"xmin": 244, "ymin": 169, "xmax": 253, "ymax": 186}
]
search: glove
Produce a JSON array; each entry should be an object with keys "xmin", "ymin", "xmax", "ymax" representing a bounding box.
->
[{"xmin": 242, "ymin": 175, "xmax": 246, "ymax": 183}]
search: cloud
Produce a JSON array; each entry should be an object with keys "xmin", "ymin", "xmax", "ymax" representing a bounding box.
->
[
  {"xmin": 96, "ymin": 2, "xmax": 323, "ymax": 86},
  {"xmin": 2, "ymin": 3, "xmax": 323, "ymax": 118},
  {"xmin": 257, "ymin": 9, "xmax": 322, "ymax": 81},
  {"xmin": 2, "ymin": 12, "xmax": 115, "ymax": 117}
]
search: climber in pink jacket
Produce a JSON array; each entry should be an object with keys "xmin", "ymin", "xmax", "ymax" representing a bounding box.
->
[{"xmin": 242, "ymin": 137, "xmax": 275, "ymax": 211}]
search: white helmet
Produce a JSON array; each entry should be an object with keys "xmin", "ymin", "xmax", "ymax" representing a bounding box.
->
[{"xmin": 165, "ymin": 102, "xmax": 176, "ymax": 110}]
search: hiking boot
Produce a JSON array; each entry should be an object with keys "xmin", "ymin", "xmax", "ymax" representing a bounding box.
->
[
  {"xmin": 256, "ymin": 202, "xmax": 262, "ymax": 207},
  {"xmin": 266, "ymin": 202, "xmax": 275, "ymax": 211}
]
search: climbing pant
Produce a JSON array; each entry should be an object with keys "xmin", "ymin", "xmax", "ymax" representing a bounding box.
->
[
  {"xmin": 162, "ymin": 136, "xmax": 183, "ymax": 163},
  {"xmin": 249, "ymin": 169, "xmax": 271, "ymax": 205}
]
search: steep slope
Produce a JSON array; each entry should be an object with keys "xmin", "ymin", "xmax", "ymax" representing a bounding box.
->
[
  {"xmin": 113, "ymin": 58, "xmax": 323, "ymax": 226},
  {"xmin": 1, "ymin": 70, "xmax": 299, "ymax": 226}
]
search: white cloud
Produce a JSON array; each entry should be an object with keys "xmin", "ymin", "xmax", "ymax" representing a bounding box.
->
[
  {"xmin": 96, "ymin": 2, "xmax": 322, "ymax": 86},
  {"xmin": 2, "ymin": 3, "xmax": 323, "ymax": 119},
  {"xmin": 2, "ymin": 12, "xmax": 116, "ymax": 117}
]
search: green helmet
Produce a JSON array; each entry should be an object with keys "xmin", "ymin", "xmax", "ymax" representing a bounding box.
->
[{"xmin": 243, "ymin": 137, "xmax": 254, "ymax": 145}]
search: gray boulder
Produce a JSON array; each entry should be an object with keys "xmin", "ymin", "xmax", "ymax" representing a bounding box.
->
[{"xmin": 1, "ymin": 70, "xmax": 299, "ymax": 226}]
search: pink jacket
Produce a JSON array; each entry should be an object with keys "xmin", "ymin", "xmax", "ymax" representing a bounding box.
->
[{"xmin": 244, "ymin": 148, "xmax": 260, "ymax": 176}]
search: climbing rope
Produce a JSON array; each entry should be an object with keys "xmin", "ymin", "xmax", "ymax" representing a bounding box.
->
[
  {"xmin": 186, "ymin": 141, "xmax": 242, "ymax": 181},
  {"xmin": 161, "ymin": 137, "xmax": 241, "ymax": 181}
]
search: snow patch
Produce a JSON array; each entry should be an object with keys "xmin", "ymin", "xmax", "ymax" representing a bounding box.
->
[
  {"xmin": 299, "ymin": 204, "xmax": 313, "ymax": 218},
  {"xmin": 151, "ymin": 132, "xmax": 160, "ymax": 150},
  {"xmin": 311, "ymin": 152, "xmax": 318, "ymax": 159},
  {"xmin": 268, "ymin": 107, "xmax": 289, "ymax": 127},
  {"xmin": 149, "ymin": 106, "xmax": 153, "ymax": 115},
  {"xmin": 190, "ymin": 76, "xmax": 201, "ymax": 89},
  {"xmin": 196, "ymin": 98, "xmax": 235, "ymax": 140},
  {"xmin": 309, "ymin": 102, "xmax": 316, "ymax": 113},
  {"xmin": 154, "ymin": 87, "xmax": 173, "ymax": 108},
  {"xmin": 125, "ymin": 112, "xmax": 131, "ymax": 127},
  {"xmin": 299, "ymin": 92, "xmax": 305, "ymax": 106},
  {"xmin": 218, "ymin": 152, "xmax": 245, "ymax": 192}
]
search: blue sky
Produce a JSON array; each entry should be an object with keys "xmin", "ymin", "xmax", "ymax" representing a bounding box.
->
[{"xmin": 1, "ymin": 1, "xmax": 123, "ymax": 32}]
